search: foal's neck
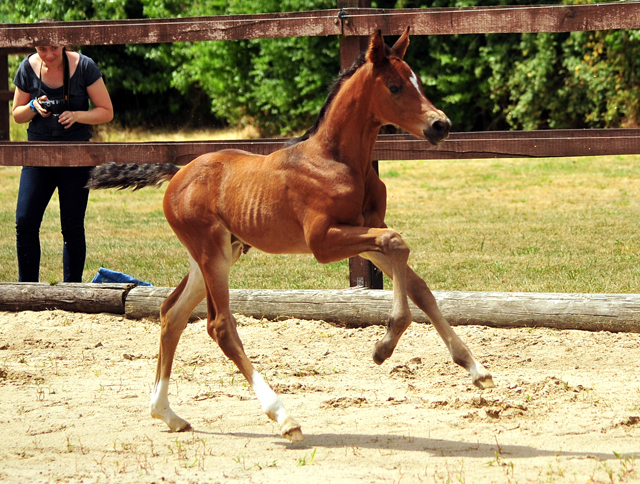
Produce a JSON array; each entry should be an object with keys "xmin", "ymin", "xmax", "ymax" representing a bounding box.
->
[{"xmin": 315, "ymin": 65, "xmax": 382, "ymax": 177}]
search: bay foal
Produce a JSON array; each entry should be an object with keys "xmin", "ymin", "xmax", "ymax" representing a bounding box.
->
[{"xmin": 89, "ymin": 28, "xmax": 494, "ymax": 442}]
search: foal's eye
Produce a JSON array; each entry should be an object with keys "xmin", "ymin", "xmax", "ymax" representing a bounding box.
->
[{"xmin": 389, "ymin": 85, "xmax": 400, "ymax": 94}]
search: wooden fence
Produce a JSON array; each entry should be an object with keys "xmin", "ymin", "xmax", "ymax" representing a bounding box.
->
[{"xmin": 1, "ymin": 0, "xmax": 640, "ymax": 288}]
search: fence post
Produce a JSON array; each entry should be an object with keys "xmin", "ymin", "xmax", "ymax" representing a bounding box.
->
[
  {"xmin": 338, "ymin": 0, "xmax": 384, "ymax": 289},
  {"xmin": 0, "ymin": 50, "xmax": 10, "ymax": 140},
  {"xmin": 0, "ymin": 48, "xmax": 32, "ymax": 141}
]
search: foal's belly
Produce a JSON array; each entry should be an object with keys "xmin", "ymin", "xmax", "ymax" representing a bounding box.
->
[{"xmin": 226, "ymin": 218, "xmax": 312, "ymax": 256}]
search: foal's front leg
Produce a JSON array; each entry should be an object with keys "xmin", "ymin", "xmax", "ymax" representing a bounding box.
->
[
  {"xmin": 368, "ymin": 232, "xmax": 414, "ymax": 365},
  {"xmin": 405, "ymin": 266, "xmax": 494, "ymax": 389},
  {"xmin": 362, "ymin": 252, "xmax": 495, "ymax": 389},
  {"xmin": 308, "ymin": 225, "xmax": 415, "ymax": 364}
]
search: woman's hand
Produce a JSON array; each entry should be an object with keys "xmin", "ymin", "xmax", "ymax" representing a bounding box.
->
[
  {"xmin": 34, "ymin": 95, "xmax": 52, "ymax": 118},
  {"xmin": 58, "ymin": 110, "xmax": 77, "ymax": 128}
]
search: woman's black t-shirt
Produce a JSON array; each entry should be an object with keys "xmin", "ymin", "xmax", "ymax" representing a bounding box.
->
[{"xmin": 14, "ymin": 53, "xmax": 103, "ymax": 141}]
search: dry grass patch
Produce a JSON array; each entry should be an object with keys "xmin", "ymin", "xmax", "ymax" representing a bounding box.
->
[{"xmin": 92, "ymin": 124, "xmax": 261, "ymax": 142}]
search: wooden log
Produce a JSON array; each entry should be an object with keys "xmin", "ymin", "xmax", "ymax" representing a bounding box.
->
[
  {"xmin": 2, "ymin": 283, "xmax": 639, "ymax": 333},
  {"xmin": 0, "ymin": 282, "xmax": 132, "ymax": 314},
  {"xmin": 125, "ymin": 287, "xmax": 640, "ymax": 333},
  {"xmin": 434, "ymin": 291, "xmax": 640, "ymax": 333},
  {"xmin": 124, "ymin": 286, "xmax": 192, "ymax": 320}
]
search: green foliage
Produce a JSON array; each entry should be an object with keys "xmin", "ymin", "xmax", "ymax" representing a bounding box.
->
[
  {"xmin": 500, "ymin": 25, "xmax": 640, "ymax": 130},
  {"xmin": 482, "ymin": 0, "xmax": 640, "ymax": 130},
  {"xmin": 1, "ymin": 0, "xmax": 120, "ymax": 22},
  {"xmin": 171, "ymin": 0, "xmax": 340, "ymax": 135},
  {"xmin": 375, "ymin": 0, "xmax": 640, "ymax": 131},
  {"xmin": 3, "ymin": 0, "xmax": 640, "ymax": 133},
  {"xmin": 383, "ymin": 0, "xmax": 556, "ymax": 131}
]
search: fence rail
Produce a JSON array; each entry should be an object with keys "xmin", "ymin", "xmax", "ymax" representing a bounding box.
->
[
  {"xmin": 0, "ymin": 11, "xmax": 341, "ymax": 47},
  {"xmin": 2, "ymin": 129, "xmax": 640, "ymax": 167},
  {"xmin": 1, "ymin": 1, "xmax": 640, "ymax": 47},
  {"xmin": 343, "ymin": 2, "xmax": 640, "ymax": 35}
]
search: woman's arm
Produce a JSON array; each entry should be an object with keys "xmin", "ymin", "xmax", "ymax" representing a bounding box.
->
[
  {"xmin": 58, "ymin": 77, "xmax": 114, "ymax": 129},
  {"xmin": 12, "ymin": 87, "xmax": 48, "ymax": 124}
]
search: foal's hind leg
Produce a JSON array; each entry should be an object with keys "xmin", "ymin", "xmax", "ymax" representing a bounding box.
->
[
  {"xmin": 150, "ymin": 257, "xmax": 206, "ymax": 431},
  {"xmin": 405, "ymin": 267, "xmax": 494, "ymax": 389},
  {"xmin": 361, "ymin": 252, "xmax": 495, "ymax": 389},
  {"xmin": 199, "ymin": 231, "xmax": 303, "ymax": 441}
]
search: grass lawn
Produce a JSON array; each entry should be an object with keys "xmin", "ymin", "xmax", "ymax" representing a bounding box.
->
[
  {"xmin": 1, "ymin": 125, "xmax": 639, "ymax": 293},
  {"xmin": 380, "ymin": 156, "xmax": 640, "ymax": 294}
]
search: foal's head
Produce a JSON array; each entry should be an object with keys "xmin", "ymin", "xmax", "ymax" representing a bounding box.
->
[{"xmin": 366, "ymin": 27, "xmax": 451, "ymax": 145}]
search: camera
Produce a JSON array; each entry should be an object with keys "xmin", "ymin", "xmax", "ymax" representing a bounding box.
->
[{"xmin": 39, "ymin": 99, "xmax": 67, "ymax": 116}]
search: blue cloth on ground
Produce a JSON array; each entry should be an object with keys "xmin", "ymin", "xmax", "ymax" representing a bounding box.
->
[{"xmin": 91, "ymin": 267, "xmax": 153, "ymax": 286}]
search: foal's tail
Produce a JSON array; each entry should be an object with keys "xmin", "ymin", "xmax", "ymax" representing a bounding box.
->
[{"xmin": 86, "ymin": 162, "xmax": 180, "ymax": 191}]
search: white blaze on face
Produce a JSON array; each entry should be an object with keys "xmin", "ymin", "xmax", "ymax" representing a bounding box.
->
[{"xmin": 409, "ymin": 70, "xmax": 423, "ymax": 96}]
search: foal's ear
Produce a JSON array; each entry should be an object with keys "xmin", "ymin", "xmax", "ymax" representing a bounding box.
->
[
  {"xmin": 366, "ymin": 30, "xmax": 387, "ymax": 66},
  {"xmin": 391, "ymin": 26, "xmax": 411, "ymax": 59}
]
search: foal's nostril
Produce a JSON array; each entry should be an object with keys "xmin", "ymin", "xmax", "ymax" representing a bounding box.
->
[
  {"xmin": 432, "ymin": 119, "xmax": 450, "ymax": 136},
  {"xmin": 424, "ymin": 116, "xmax": 451, "ymax": 144}
]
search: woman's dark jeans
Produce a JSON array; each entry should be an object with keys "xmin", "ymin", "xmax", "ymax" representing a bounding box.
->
[{"xmin": 16, "ymin": 166, "xmax": 92, "ymax": 282}]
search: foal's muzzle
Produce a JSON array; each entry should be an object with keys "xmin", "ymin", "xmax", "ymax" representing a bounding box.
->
[{"xmin": 424, "ymin": 116, "xmax": 451, "ymax": 145}]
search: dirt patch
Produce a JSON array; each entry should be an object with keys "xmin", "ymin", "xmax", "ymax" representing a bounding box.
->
[{"xmin": 0, "ymin": 309, "xmax": 639, "ymax": 483}]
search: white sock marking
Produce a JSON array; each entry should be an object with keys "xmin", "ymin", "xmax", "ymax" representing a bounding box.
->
[
  {"xmin": 150, "ymin": 378, "xmax": 174, "ymax": 419},
  {"xmin": 252, "ymin": 370, "xmax": 287, "ymax": 425}
]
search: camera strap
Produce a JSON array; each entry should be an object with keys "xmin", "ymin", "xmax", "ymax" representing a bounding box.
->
[
  {"xmin": 36, "ymin": 48, "xmax": 70, "ymax": 108},
  {"xmin": 62, "ymin": 48, "xmax": 70, "ymax": 108}
]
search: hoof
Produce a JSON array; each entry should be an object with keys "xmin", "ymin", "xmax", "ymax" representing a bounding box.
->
[
  {"xmin": 372, "ymin": 351, "xmax": 385, "ymax": 365},
  {"xmin": 151, "ymin": 409, "xmax": 192, "ymax": 432},
  {"xmin": 473, "ymin": 375, "xmax": 496, "ymax": 390},
  {"xmin": 281, "ymin": 416, "xmax": 304, "ymax": 442},
  {"xmin": 174, "ymin": 421, "xmax": 193, "ymax": 432},
  {"xmin": 284, "ymin": 428, "xmax": 305, "ymax": 442},
  {"xmin": 372, "ymin": 341, "xmax": 393, "ymax": 365}
]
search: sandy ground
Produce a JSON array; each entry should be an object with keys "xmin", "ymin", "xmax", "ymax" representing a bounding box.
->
[{"xmin": 0, "ymin": 309, "xmax": 639, "ymax": 483}]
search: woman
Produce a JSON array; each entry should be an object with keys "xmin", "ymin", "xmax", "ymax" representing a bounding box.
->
[{"xmin": 12, "ymin": 44, "xmax": 114, "ymax": 282}]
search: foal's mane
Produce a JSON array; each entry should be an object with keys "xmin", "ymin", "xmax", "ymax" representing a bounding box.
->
[{"xmin": 287, "ymin": 53, "xmax": 368, "ymax": 146}]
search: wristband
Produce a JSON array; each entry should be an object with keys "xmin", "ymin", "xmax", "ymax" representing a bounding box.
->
[{"xmin": 29, "ymin": 99, "xmax": 37, "ymax": 113}]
